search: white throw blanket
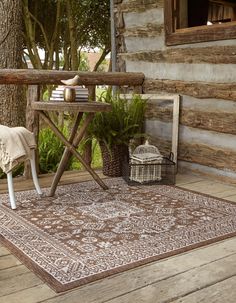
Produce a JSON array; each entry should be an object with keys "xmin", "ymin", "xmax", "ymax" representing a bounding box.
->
[{"xmin": 0, "ymin": 125, "xmax": 36, "ymax": 173}]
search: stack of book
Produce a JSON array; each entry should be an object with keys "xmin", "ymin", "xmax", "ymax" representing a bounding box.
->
[{"xmin": 50, "ymin": 86, "xmax": 89, "ymax": 102}]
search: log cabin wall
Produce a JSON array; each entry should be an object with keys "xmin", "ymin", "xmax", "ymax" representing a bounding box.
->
[{"xmin": 114, "ymin": 0, "xmax": 236, "ymax": 183}]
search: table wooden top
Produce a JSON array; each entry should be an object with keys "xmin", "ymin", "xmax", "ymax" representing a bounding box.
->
[{"xmin": 32, "ymin": 101, "xmax": 111, "ymax": 112}]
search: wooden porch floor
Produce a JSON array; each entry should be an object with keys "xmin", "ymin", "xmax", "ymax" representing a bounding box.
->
[{"xmin": 1, "ymin": 171, "xmax": 236, "ymax": 303}]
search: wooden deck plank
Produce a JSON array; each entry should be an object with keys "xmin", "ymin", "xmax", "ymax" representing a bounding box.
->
[
  {"xmin": 0, "ymin": 245, "xmax": 10, "ymax": 257},
  {"xmin": 170, "ymin": 276, "xmax": 236, "ymax": 303},
  {"xmin": 0, "ymin": 265, "xmax": 29, "ymax": 281},
  {"xmin": 35, "ymin": 239, "xmax": 236, "ymax": 303},
  {"xmin": 175, "ymin": 174, "xmax": 203, "ymax": 185},
  {"xmin": 0, "ymin": 170, "xmax": 105, "ymax": 194},
  {"xmin": 0, "ymin": 255, "xmax": 22, "ymax": 270},
  {"xmin": 0, "ymin": 272, "xmax": 43, "ymax": 297},
  {"xmin": 0, "ymin": 284, "xmax": 56, "ymax": 303},
  {"xmin": 180, "ymin": 180, "xmax": 235, "ymax": 194},
  {"xmin": 104, "ymin": 254, "xmax": 236, "ymax": 303},
  {"xmin": 212, "ymin": 188, "xmax": 236, "ymax": 198},
  {"xmin": 0, "ymin": 238, "xmax": 235, "ymax": 303},
  {"xmin": 224, "ymin": 195, "xmax": 236, "ymax": 202}
]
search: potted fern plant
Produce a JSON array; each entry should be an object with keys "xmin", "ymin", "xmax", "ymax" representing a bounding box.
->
[{"xmin": 88, "ymin": 90, "xmax": 147, "ymax": 177}]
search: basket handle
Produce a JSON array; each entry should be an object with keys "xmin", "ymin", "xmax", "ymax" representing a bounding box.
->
[{"xmin": 168, "ymin": 152, "xmax": 174, "ymax": 162}]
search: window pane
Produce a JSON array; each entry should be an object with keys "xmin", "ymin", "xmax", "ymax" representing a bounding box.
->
[{"xmin": 165, "ymin": 0, "xmax": 236, "ymax": 45}]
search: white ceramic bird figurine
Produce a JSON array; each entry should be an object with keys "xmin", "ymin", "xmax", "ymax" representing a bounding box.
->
[{"xmin": 61, "ymin": 75, "xmax": 80, "ymax": 86}]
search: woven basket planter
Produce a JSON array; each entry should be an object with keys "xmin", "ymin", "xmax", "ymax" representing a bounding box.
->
[{"xmin": 100, "ymin": 142, "xmax": 128, "ymax": 177}]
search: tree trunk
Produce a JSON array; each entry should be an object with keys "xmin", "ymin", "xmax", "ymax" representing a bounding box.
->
[
  {"xmin": 23, "ymin": 0, "xmax": 42, "ymax": 69},
  {"xmin": 0, "ymin": 0, "xmax": 25, "ymax": 127},
  {"xmin": 66, "ymin": 0, "xmax": 79, "ymax": 70}
]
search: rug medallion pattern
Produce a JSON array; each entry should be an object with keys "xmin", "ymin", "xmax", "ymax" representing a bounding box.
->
[{"xmin": 1, "ymin": 178, "xmax": 236, "ymax": 292}]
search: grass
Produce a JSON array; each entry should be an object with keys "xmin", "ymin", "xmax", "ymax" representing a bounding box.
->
[
  {"xmin": 70, "ymin": 139, "xmax": 102, "ymax": 170},
  {"xmin": 38, "ymin": 126, "xmax": 102, "ymax": 174}
]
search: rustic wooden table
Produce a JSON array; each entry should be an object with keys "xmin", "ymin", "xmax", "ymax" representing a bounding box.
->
[{"xmin": 32, "ymin": 101, "xmax": 111, "ymax": 196}]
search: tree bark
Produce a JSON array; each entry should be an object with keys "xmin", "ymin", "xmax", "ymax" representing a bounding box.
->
[
  {"xmin": 93, "ymin": 47, "xmax": 111, "ymax": 72},
  {"xmin": 66, "ymin": 0, "xmax": 79, "ymax": 70},
  {"xmin": 0, "ymin": 0, "xmax": 25, "ymax": 127}
]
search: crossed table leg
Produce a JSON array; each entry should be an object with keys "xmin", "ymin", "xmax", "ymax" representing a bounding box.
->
[{"xmin": 38, "ymin": 111, "xmax": 108, "ymax": 196}]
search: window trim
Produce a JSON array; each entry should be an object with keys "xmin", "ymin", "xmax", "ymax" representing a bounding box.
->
[{"xmin": 164, "ymin": 0, "xmax": 236, "ymax": 46}]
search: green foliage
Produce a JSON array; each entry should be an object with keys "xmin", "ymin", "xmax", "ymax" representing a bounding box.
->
[
  {"xmin": 38, "ymin": 127, "xmax": 68, "ymax": 173},
  {"xmin": 59, "ymin": 52, "xmax": 90, "ymax": 71},
  {"xmin": 0, "ymin": 164, "xmax": 24, "ymax": 179},
  {"xmin": 74, "ymin": 0, "xmax": 110, "ymax": 49},
  {"xmin": 91, "ymin": 140, "xmax": 103, "ymax": 168},
  {"xmin": 70, "ymin": 139, "xmax": 102, "ymax": 170},
  {"xmin": 96, "ymin": 87, "xmax": 107, "ymax": 98},
  {"xmin": 96, "ymin": 58, "xmax": 108, "ymax": 72},
  {"xmin": 38, "ymin": 127, "xmax": 102, "ymax": 174},
  {"xmin": 24, "ymin": 0, "xmax": 111, "ymax": 70},
  {"xmin": 88, "ymin": 91, "xmax": 147, "ymax": 150},
  {"xmin": 79, "ymin": 52, "xmax": 90, "ymax": 71},
  {"xmin": 26, "ymin": 0, "xmax": 59, "ymax": 49}
]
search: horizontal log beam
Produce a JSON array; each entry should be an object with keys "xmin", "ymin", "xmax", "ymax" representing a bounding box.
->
[
  {"xmin": 148, "ymin": 136, "xmax": 236, "ymax": 172},
  {"xmin": 124, "ymin": 24, "xmax": 164, "ymax": 37},
  {"xmin": 148, "ymin": 136, "xmax": 172, "ymax": 157},
  {"xmin": 144, "ymin": 79, "xmax": 236, "ymax": 101},
  {"xmin": 121, "ymin": 46, "xmax": 236, "ymax": 64},
  {"xmin": 145, "ymin": 105, "xmax": 236, "ymax": 135},
  {"xmin": 179, "ymin": 142, "xmax": 236, "ymax": 172},
  {"xmin": 145, "ymin": 103, "xmax": 172, "ymax": 122},
  {"xmin": 0, "ymin": 69, "xmax": 145, "ymax": 86},
  {"xmin": 118, "ymin": 0, "xmax": 163, "ymax": 12},
  {"xmin": 180, "ymin": 109, "xmax": 236, "ymax": 136}
]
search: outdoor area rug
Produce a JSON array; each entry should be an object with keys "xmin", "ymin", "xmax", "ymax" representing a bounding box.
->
[{"xmin": 1, "ymin": 178, "xmax": 236, "ymax": 292}]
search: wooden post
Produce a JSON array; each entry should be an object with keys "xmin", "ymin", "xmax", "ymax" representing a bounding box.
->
[
  {"xmin": 133, "ymin": 85, "xmax": 143, "ymax": 94},
  {"xmin": 25, "ymin": 85, "xmax": 40, "ymax": 178},
  {"xmin": 83, "ymin": 85, "xmax": 96, "ymax": 166},
  {"xmin": 87, "ymin": 85, "xmax": 96, "ymax": 101}
]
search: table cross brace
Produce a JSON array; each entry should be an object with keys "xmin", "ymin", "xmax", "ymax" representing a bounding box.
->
[{"xmin": 38, "ymin": 111, "xmax": 108, "ymax": 196}]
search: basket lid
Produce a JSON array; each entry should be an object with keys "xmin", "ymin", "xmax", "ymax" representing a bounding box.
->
[{"xmin": 132, "ymin": 140, "xmax": 162, "ymax": 161}]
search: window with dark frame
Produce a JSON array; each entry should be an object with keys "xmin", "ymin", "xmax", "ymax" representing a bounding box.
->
[{"xmin": 164, "ymin": 0, "xmax": 236, "ymax": 45}]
